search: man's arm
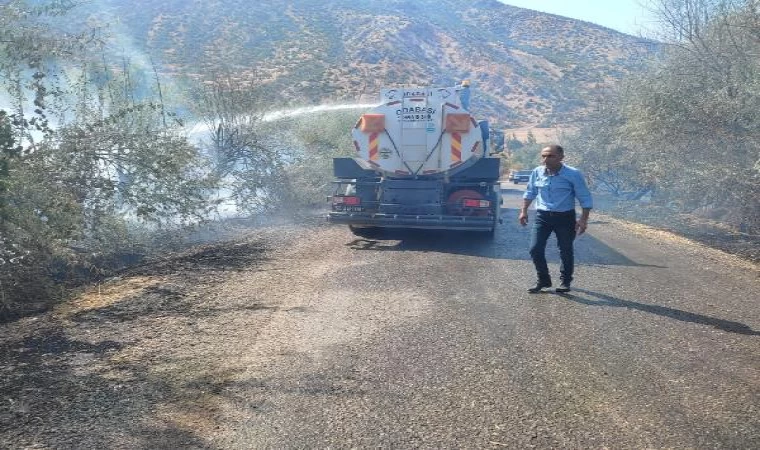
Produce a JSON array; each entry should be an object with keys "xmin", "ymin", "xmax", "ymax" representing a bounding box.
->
[
  {"xmin": 573, "ymin": 171, "xmax": 593, "ymax": 235},
  {"xmin": 576, "ymin": 207, "xmax": 591, "ymax": 235},
  {"xmin": 520, "ymin": 169, "xmax": 538, "ymax": 226},
  {"xmin": 519, "ymin": 198, "xmax": 533, "ymax": 226}
]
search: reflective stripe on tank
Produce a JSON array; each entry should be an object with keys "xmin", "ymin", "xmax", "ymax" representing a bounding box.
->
[
  {"xmin": 451, "ymin": 132, "xmax": 462, "ymax": 163},
  {"xmin": 369, "ymin": 132, "xmax": 379, "ymax": 161}
]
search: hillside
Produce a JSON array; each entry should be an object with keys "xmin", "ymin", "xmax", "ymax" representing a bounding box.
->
[{"xmin": 83, "ymin": 0, "xmax": 657, "ymax": 128}]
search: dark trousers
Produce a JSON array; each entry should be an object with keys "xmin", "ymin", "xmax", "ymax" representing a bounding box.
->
[{"xmin": 529, "ymin": 210, "xmax": 577, "ymax": 284}]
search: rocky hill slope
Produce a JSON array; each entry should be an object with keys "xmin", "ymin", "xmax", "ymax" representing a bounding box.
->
[{"xmin": 85, "ymin": 0, "xmax": 657, "ymax": 128}]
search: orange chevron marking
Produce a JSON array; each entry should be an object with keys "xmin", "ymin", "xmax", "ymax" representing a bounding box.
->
[
  {"xmin": 451, "ymin": 132, "xmax": 462, "ymax": 163},
  {"xmin": 369, "ymin": 132, "xmax": 379, "ymax": 161}
]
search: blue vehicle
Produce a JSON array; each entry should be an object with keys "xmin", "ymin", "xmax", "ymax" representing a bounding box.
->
[{"xmin": 512, "ymin": 170, "xmax": 532, "ymax": 184}]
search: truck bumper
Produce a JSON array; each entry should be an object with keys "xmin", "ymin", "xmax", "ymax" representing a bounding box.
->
[{"xmin": 327, "ymin": 212, "xmax": 496, "ymax": 231}]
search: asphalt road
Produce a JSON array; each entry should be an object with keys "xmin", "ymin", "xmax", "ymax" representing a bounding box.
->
[
  {"xmin": 218, "ymin": 184, "xmax": 760, "ymax": 448},
  {"xmin": 3, "ymin": 183, "xmax": 757, "ymax": 449}
]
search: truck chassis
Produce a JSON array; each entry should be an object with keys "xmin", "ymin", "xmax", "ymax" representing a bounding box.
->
[{"xmin": 328, "ymin": 157, "xmax": 502, "ymax": 234}]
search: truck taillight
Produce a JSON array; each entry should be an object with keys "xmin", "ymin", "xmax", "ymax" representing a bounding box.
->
[
  {"xmin": 463, "ymin": 199, "xmax": 491, "ymax": 208},
  {"xmin": 333, "ymin": 196, "xmax": 361, "ymax": 206}
]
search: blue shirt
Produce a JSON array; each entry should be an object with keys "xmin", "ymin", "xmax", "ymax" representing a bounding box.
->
[{"xmin": 523, "ymin": 164, "xmax": 593, "ymax": 212}]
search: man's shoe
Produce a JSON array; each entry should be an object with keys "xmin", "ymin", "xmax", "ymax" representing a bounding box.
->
[
  {"xmin": 528, "ymin": 281, "xmax": 552, "ymax": 293},
  {"xmin": 556, "ymin": 283, "xmax": 571, "ymax": 293}
]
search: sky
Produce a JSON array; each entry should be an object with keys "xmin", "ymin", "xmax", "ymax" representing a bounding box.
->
[{"xmin": 499, "ymin": 0, "xmax": 656, "ymax": 35}]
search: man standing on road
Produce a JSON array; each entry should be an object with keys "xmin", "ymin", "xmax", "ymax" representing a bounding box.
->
[{"xmin": 518, "ymin": 144, "xmax": 593, "ymax": 293}]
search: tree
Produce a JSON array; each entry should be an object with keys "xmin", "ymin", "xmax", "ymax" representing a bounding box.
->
[
  {"xmin": 190, "ymin": 74, "xmax": 290, "ymax": 214},
  {"xmin": 633, "ymin": 0, "xmax": 760, "ymax": 219},
  {"xmin": 568, "ymin": 0, "xmax": 759, "ymax": 231},
  {"xmin": 274, "ymin": 109, "xmax": 357, "ymax": 209},
  {"xmin": 0, "ymin": 1, "xmax": 97, "ymax": 313},
  {"xmin": 0, "ymin": 2, "xmax": 216, "ymax": 314},
  {"xmin": 505, "ymin": 133, "xmax": 524, "ymax": 152},
  {"xmin": 510, "ymin": 131, "xmax": 544, "ymax": 169},
  {"xmin": 565, "ymin": 95, "xmax": 655, "ymax": 197},
  {"xmin": 0, "ymin": 1, "xmax": 102, "ymax": 144}
]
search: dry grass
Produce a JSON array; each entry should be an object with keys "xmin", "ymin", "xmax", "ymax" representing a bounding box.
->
[
  {"xmin": 54, "ymin": 276, "xmax": 166, "ymax": 319},
  {"xmin": 593, "ymin": 195, "xmax": 760, "ymax": 266},
  {"xmin": 597, "ymin": 214, "xmax": 759, "ymax": 270}
]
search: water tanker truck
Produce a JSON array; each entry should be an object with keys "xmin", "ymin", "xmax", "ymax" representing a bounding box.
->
[{"xmin": 327, "ymin": 82, "xmax": 502, "ymax": 236}]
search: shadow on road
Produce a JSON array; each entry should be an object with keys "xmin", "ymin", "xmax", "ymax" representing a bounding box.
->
[
  {"xmin": 559, "ymin": 288, "xmax": 760, "ymax": 336},
  {"xmin": 344, "ymin": 208, "xmax": 666, "ymax": 268}
]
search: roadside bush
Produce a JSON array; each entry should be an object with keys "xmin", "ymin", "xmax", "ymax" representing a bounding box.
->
[
  {"xmin": 272, "ymin": 109, "xmax": 357, "ymax": 210},
  {"xmin": 567, "ymin": 0, "xmax": 760, "ymax": 233},
  {"xmin": 0, "ymin": 102, "xmax": 215, "ymax": 319}
]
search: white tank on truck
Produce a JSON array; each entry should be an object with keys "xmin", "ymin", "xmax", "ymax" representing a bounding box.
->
[
  {"xmin": 328, "ymin": 81, "xmax": 502, "ymax": 236},
  {"xmin": 351, "ymin": 83, "xmax": 489, "ymax": 177}
]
